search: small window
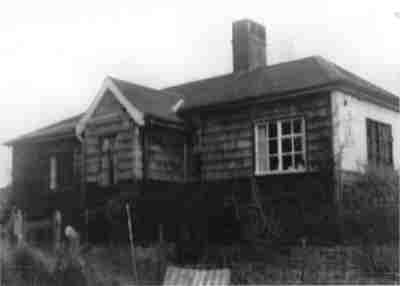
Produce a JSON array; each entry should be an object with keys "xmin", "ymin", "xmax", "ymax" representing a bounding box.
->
[
  {"xmin": 255, "ymin": 118, "xmax": 306, "ymax": 175},
  {"xmin": 366, "ymin": 119, "xmax": 393, "ymax": 167},
  {"xmin": 50, "ymin": 156, "xmax": 57, "ymax": 190},
  {"xmin": 100, "ymin": 136, "xmax": 117, "ymax": 186}
]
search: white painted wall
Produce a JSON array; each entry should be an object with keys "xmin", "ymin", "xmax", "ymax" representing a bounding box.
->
[{"xmin": 331, "ymin": 90, "xmax": 400, "ymax": 172}]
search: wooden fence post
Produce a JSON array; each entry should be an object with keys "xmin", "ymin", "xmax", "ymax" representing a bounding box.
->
[
  {"xmin": 158, "ymin": 224, "xmax": 165, "ymax": 280},
  {"xmin": 0, "ymin": 224, "xmax": 2, "ymax": 286},
  {"xmin": 84, "ymin": 209, "xmax": 89, "ymax": 244},
  {"xmin": 126, "ymin": 203, "xmax": 138, "ymax": 283}
]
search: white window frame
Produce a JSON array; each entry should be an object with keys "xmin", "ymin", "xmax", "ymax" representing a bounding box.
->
[
  {"xmin": 254, "ymin": 117, "xmax": 307, "ymax": 175},
  {"xmin": 50, "ymin": 155, "xmax": 57, "ymax": 190},
  {"xmin": 100, "ymin": 136, "xmax": 118, "ymax": 186}
]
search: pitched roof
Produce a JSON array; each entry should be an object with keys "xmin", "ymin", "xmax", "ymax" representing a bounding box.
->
[
  {"xmin": 110, "ymin": 77, "xmax": 183, "ymax": 122},
  {"xmin": 4, "ymin": 113, "xmax": 83, "ymax": 145},
  {"xmin": 165, "ymin": 56, "xmax": 399, "ymax": 111},
  {"xmin": 6, "ymin": 56, "xmax": 399, "ymax": 145}
]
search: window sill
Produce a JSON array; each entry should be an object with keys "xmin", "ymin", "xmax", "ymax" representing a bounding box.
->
[{"xmin": 255, "ymin": 169, "xmax": 307, "ymax": 176}]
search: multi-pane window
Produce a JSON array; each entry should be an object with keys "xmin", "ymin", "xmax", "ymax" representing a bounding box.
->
[
  {"xmin": 49, "ymin": 156, "xmax": 57, "ymax": 190},
  {"xmin": 255, "ymin": 118, "xmax": 306, "ymax": 174},
  {"xmin": 366, "ymin": 119, "xmax": 393, "ymax": 167},
  {"xmin": 100, "ymin": 136, "xmax": 117, "ymax": 186}
]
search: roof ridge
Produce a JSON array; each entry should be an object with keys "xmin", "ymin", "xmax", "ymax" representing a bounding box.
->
[
  {"xmin": 110, "ymin": 76, "xmax": 183, "ymax": 98},
  {"xmin": 163, "ymin": 72, "xmax": 233, "ymax": 91},
  {"xmin": 110, "ymin": 76, "xmax": 159, "ymax": 93}
]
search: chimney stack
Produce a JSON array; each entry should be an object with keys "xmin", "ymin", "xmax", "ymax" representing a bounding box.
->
[{"xmin": 232, "ymin": 19, "xmax": 266, "ymax": 72}]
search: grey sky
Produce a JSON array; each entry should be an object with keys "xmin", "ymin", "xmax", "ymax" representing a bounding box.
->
[{"xmin": 0, "ymin": 0, "xmax": 399, "ymax": 187}]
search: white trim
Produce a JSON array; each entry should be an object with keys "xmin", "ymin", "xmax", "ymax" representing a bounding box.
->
[
  {"xmin": 277, "ymin": 121, "xmax": 282, "ymax": 171},
  {"xmin": 172, "ymin": 99, "xmax": 184, "ymax": 113},
  {"xmin": 50, "ymin": 155, "xmax": 57, "ymax": 190},
  {"xmin": 254, "ymin": 124, "xmax": 259, "ymax": 173},
  {"xmin": 76, "ymin": 77, "xmax": 144, "ymax": 139}
]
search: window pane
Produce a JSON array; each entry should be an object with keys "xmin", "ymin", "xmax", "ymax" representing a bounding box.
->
[
  {"xmin": 269, "ymin": 139, "xmax": 278, "ymax": 154},
  {"xmin": 268, "ymin": 122, "xmax": 277, "ymax": 138},
  {"xmin": 367, "ymin": 119, "xmax": 393, "ymax": 166},
  {"xmin": 257, "ymin": 139, "xmax": 267, "ymax": 155},
  {"xmin": 282, "ymin": 138, "xmax": 292, "ymax": 153},
  {"xmin": 255, "ymin": 118, "xmax": 306, "ymax": 174},
  {"xmin": 295, "ymin": 154, "xmax": 305, "ymax": 170},
  {"xmin": 257, "ymin": 140, "xmax": 267, "ymax": 171},
  {"xmin": 389, "ymin": 140, "xmax": 393, "ymax": 165},
  {"xmin": 282, "ymin": 155, "xmax": 293, "ymax": 170},
  {"xmin": 294, "ymin": 137, "xmax": 303, "ymax": 152},
  {"xmin": 258, "ymin": 157, "xmax": 268, "ymax": 172},
  {"xmin": 257, "ymin": 125, "xmax": 267, "ymax": 139},
  {"xmin": 282, "ymin": 120, "xmax": 292, "ymax": 135},
  {"xmin": 269, "ymin": 156, "xmax": 279, "ymax": 171},
  {"xmin": 293, "ymin": 119, "xmax": 302, "ymax": 133}
]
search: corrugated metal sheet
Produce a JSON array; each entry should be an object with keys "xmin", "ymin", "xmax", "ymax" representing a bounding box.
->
[{"xmin": 163, "ymin": 266, "xmax": 231, "ymax": 286}]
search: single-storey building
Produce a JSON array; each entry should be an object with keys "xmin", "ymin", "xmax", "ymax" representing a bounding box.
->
[{"xmin": 4, "ymin": 19, "xmax": 399, "ymax": 245}]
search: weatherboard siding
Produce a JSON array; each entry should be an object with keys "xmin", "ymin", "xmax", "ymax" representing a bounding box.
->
[
  {"xmin": 12, "ymin": 138, "xmax": 82, "ymax": 218},
  {"xmin": 194, "ymin": 92, "xmax": 333, "ymax": 181},
  {"xmin": 84, "ymin": 90, "xmax": 143, "ymax": 183},
  {"xmin": 85, "ymin": 118, "xmax": 143, "ymax": 183},
  {"xmin": 146, "ymin": 125, "xmax": 186, "ymax": 182}
]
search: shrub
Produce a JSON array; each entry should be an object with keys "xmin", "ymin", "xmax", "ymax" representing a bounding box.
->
[
  {"xmin": 342, "ymin": 165, "xmax": 399, "ymax": 243},
  {"xmin": 5, "ymin": 243, "xmax": 56, "ymax": 285},
  {"xmin": 341, "ymin": 165, "xmax": 399, "ymax": 275}
]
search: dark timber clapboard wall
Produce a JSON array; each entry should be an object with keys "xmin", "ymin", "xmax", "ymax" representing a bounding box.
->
[
  {"xmin": 12, "ymin": 137, "xmax": 82, "ymax": 219},
  {"xmin": 187, "ymin": 92, "xmax": 335, "ymax": 240},
  {"xmin": 146, "ymin": 125, "xmax": 186, "ymax": 182},
  {"xmin": 84, "ymin": 92, "xmax": 143, "ymax": 183},
  {"xmin": 84, "ymin": 91, "xmax": 186, "ymax": 184},
  {"xmin": 192, "ymin": 92, "xmax": 333, "ymax": 181},
  {"xmin": 84, "ymin": 117, "xmax": 142, "ymax": 183}
]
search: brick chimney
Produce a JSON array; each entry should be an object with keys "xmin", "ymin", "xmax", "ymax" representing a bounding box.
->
[{"xmin": 232, "ymin": 19, "xmax": 266, "ymax": 72}]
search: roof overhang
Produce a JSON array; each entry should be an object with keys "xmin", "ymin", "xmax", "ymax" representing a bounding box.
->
[
  {"xmin": 4, "ymin": 132, "xmax": 76, "ymax": 146},
  {"xmin": 76, "ymin": 77, "xmax": 145, "ymax": 140},
  {"xmin": 178, "ymin": 82, "xmax": 399, "ymax": 115}
]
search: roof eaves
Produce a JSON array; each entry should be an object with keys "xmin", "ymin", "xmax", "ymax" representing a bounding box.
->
[
  {"xmin": 3, "ymin": 113, "xmax": 83, "ymax": 146},
  {"xmin": 4, "ymin": 129, "xmax": 77, "ymax": 146},
  {"xmin": 333, "ymin": 83, "xmax": 400, "ymax": 113}
]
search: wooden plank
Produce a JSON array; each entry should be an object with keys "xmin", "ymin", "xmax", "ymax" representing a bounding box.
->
[
  {"xmin": 203, "ymin": 123, "xmax": 251, "ymax": 134},
  {"xmin": 200, "ymin": 144, "xmax": 251, "ymax": 153},
  {"xmin": 202, "ymin": 149, "xmax": 252, "ymax": 162},
  {"xmin": 86, "ymin": 164, "xmax": 99, "ymax": 175},
  {"xmin": 86, "ymin": 174, "xmax": 98, "ymax": 183},
  {"xmin": 117, "ymin": 161, "xmax": 133, "ymax": 172},
  {"xmin": 203, "ymin": 160, "xmax": 252, "ymax": 171},
  {"xmin": 117, "ymin": 169, "xmax": 133, "ymax": 181}
]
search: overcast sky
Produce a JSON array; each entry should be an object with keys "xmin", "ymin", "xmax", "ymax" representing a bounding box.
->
[{"xmin": 0, "ymin": 0, "xmax": 399, "ymax": 187}]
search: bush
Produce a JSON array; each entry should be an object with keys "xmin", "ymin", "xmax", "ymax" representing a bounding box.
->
[
  {"xmin": 4, "ymin": 243, "xmax": 56, "ymax": 285},
  {"xmin": 342, "ymin": 165, "xmax": 399, "ymax": 243},
  {"xmin": 341, "ymin": 166, "xmax": 399, "ymax": 275}
]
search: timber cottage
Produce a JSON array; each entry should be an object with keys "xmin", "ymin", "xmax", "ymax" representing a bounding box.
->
[{"xmin": 4, "ymin": 19, "xmax": 399, "ymax": 246}]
